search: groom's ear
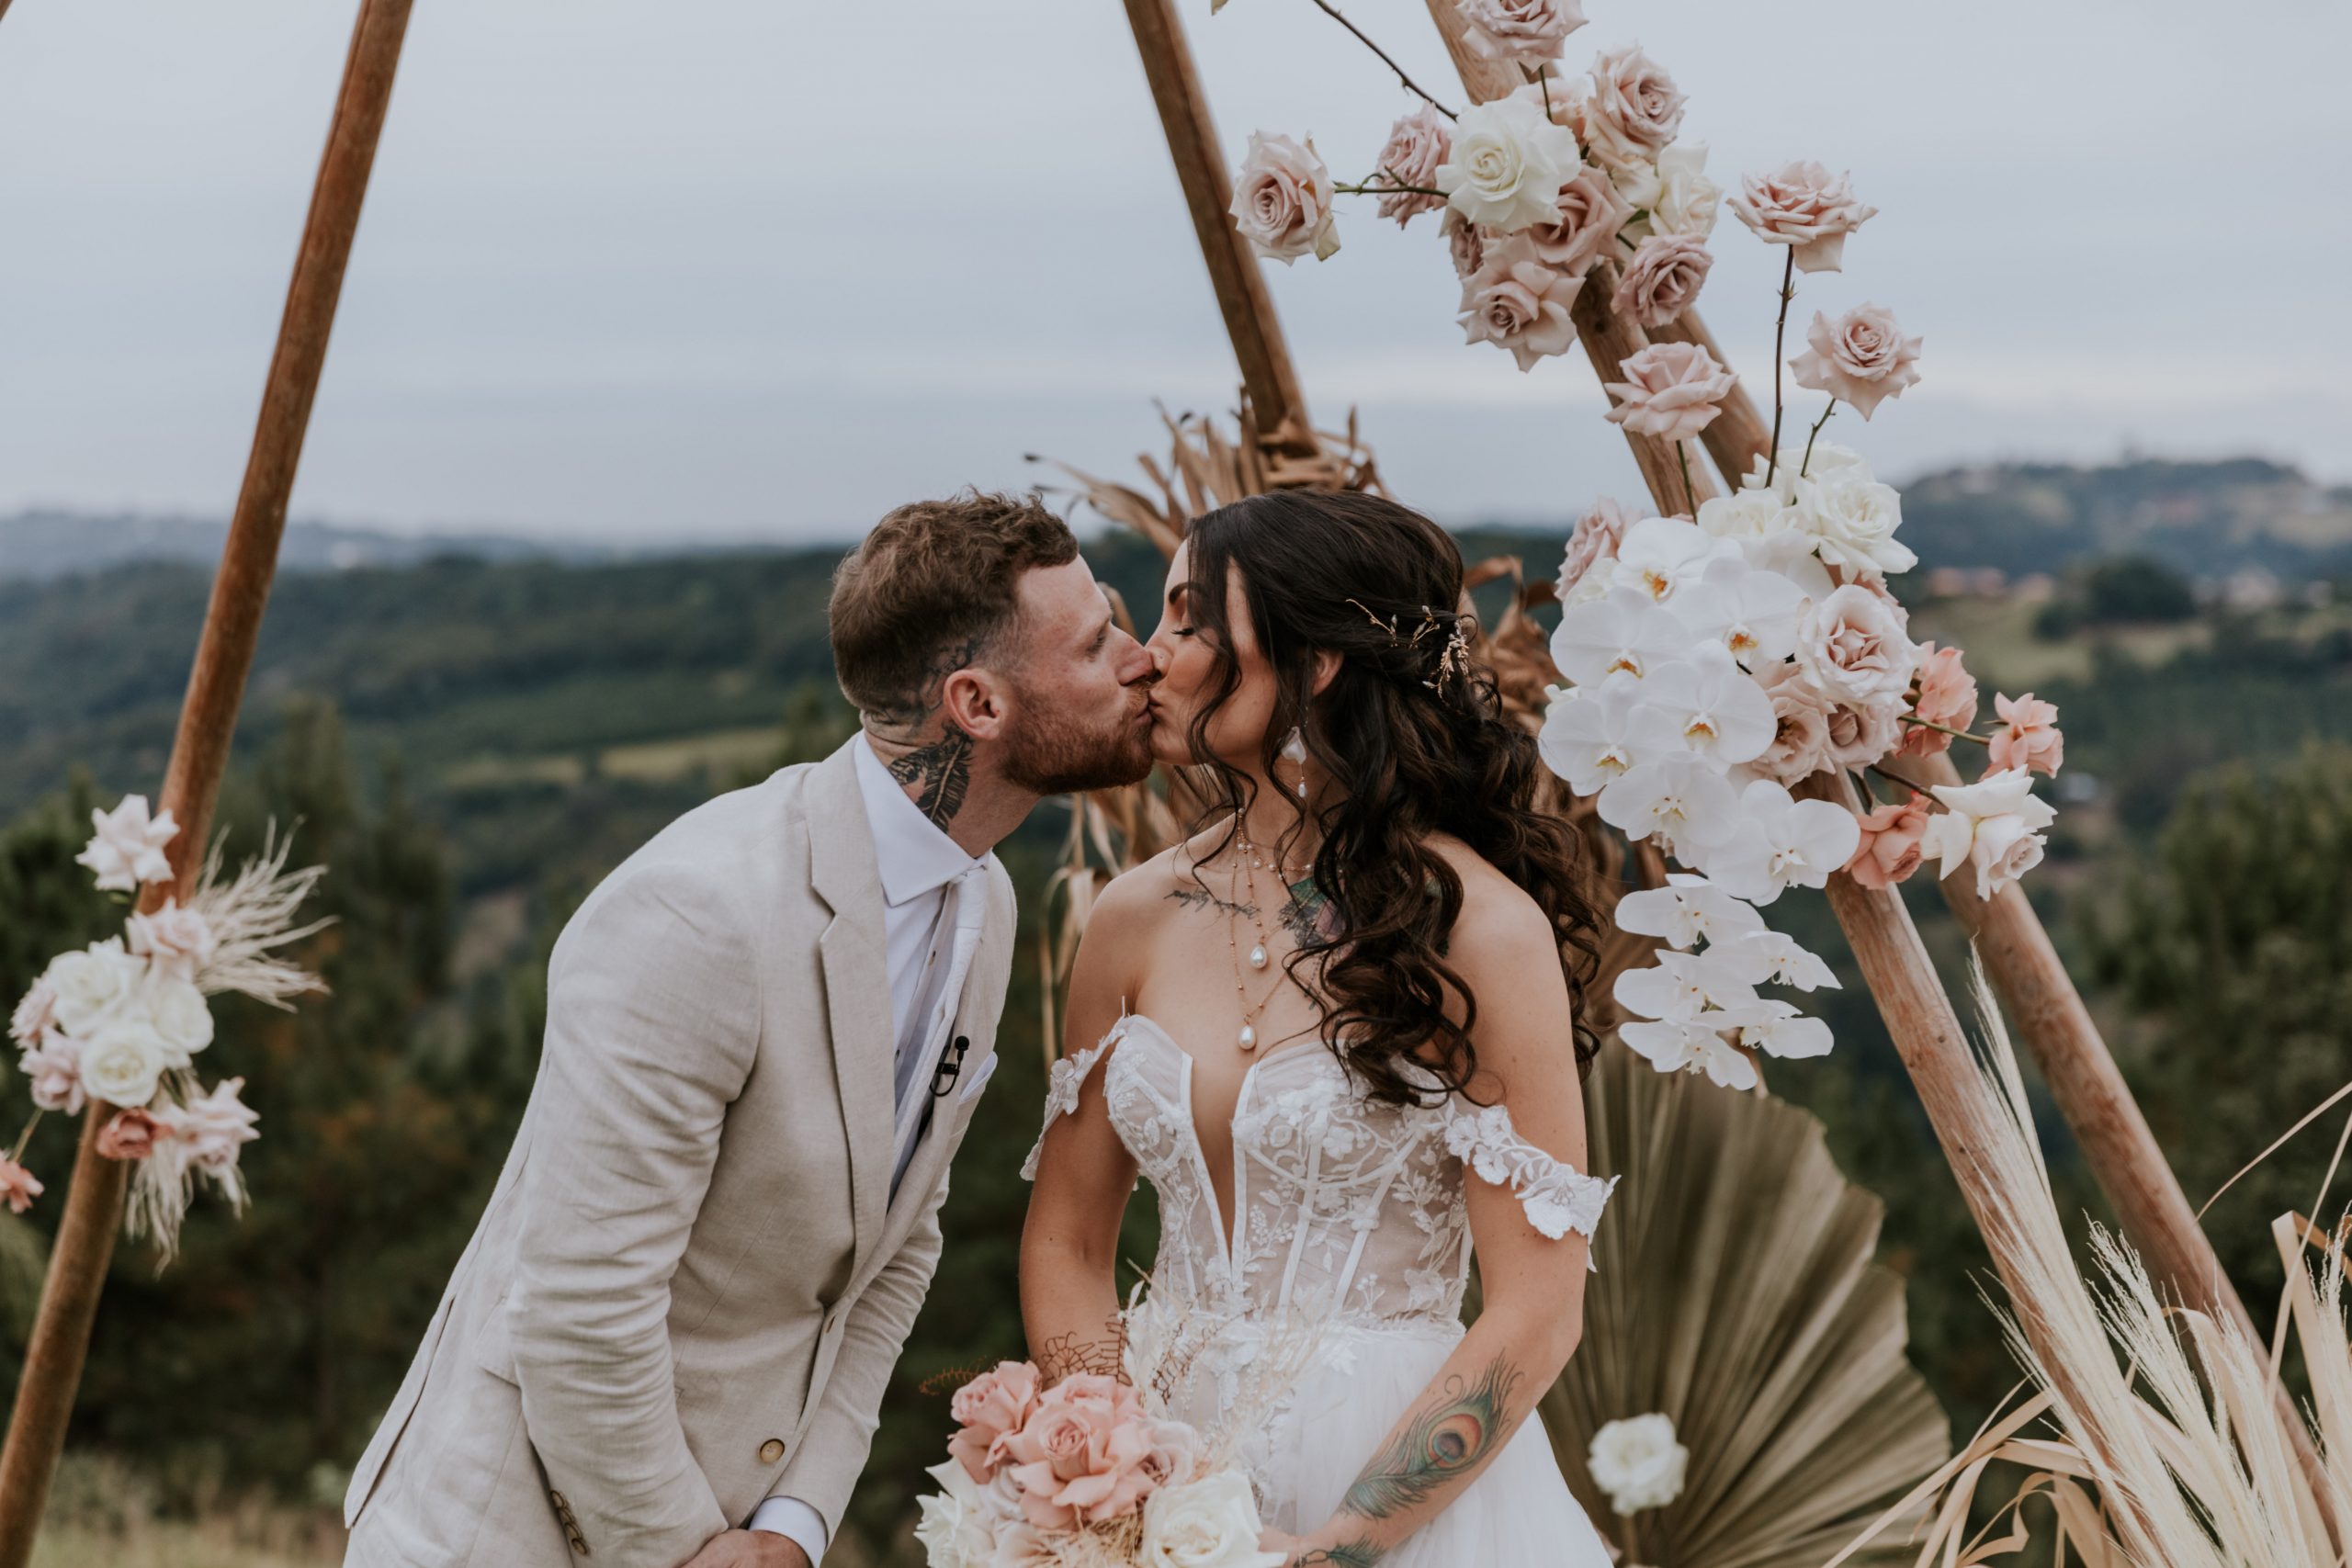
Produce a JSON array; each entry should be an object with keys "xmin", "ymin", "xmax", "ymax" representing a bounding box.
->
[{"xmin": 938, "ymin": 666, "xmax": 1011, "ymax": 742}]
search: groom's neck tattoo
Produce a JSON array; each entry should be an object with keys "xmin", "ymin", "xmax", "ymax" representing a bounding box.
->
[
  {"xmin": 1337, "ymin": 1352, "xmax": 1522, "ymax": 1519},
  {"xmin": 1166, "ymin": 886, "xmax": 1258, "ymax": 920},
  {"xmin": 888, "ymin": 722, "xmax": 974, "ymax": 829}
]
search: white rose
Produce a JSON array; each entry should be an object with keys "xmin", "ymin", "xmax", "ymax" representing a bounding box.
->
[
  {"xmin": 77, "ymin": 1021, "xmax": 168, "ymax": 1110},
  {"xmin": 1792, "ymin": 471, "xmax": 1917, "ymax": 580},
  {"xmin": 44, "ymin": 939, "xmax": 145, "ymax": 1036},
  {"xmin": 1924, "ymin": 768, "xmax": 2058, "ymax": 900},
  {"xmin": 1140, "ymin": 1472, "xmax": 1287, "ymax": 1568},
  {"xmin": 1436, "ymin": 96, "xmax": 1584, "ymax": 234},
  {"xmin": 1648, "ymin": 142, "xmax": 1721, "ymax": 237},
  {"xmin": 139, "ymin": 975, "xmax": 215, "ymax": 1067},
  {"xmin": 1588, "ymin": 1412, "xmax": 1689, "ymax": 1514}
]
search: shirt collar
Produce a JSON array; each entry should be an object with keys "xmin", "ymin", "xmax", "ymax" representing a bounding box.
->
[{"xmin": 854, "ymin": 733, "xmax": 990, "ymax": 908}]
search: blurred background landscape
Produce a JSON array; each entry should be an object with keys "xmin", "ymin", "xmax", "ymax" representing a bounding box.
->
[{"xmin": 4, "ymin": 450, "xmax": 2351, "ymax": 1563}]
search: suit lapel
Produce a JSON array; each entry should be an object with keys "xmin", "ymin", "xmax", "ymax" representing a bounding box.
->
[{"xmin": 806, "ymin": 742, "xmax": 898, "ymax": 1279}]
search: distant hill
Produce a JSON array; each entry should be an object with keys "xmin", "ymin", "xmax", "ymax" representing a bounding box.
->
[
  {"xmin": 0, "ymin": 511, "xmax": 616, "ymax": 581},
  {"xmin": 1894, "ymin": 457, "xmax": 2352, "ymax": 581}
]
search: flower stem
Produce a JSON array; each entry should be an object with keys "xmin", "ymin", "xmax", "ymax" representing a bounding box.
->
[
  {"xmin": 1897, "ymin": 715, "xmax": 1990, "ymax": 745},
  {"xmin": 1302, "ymin": 0, "xmax": 1458, "ymax": 119},
  {"xmin": 1763, "ymin": 248, "xmax": 1797, "ymax": 488},
  {"xmin": 1799, "ymin": 399, "xmax": 1838, "ymax": 479},
  {"xmin": 1676, "ymin": 441, "xmax": 1698, "ymax": 516},
  {"xmin": 9, "ymin": 1111, "xmax": 43, "ymax": 1165}
]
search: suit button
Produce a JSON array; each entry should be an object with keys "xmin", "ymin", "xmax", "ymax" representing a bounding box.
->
[{"xmin": 759, "ymin": 1438, "xmax": 786, "ymax": 1465}]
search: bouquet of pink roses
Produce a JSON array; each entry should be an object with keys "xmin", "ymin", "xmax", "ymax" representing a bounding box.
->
[{"xmin": 917, "ymin": 1360, "xmax": 1285, "ymax": 1568}]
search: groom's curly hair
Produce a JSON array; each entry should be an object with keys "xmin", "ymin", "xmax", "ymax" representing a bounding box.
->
[
  {"xmin": 830, "ymin": 490, "xmax": 1078, "ymax": 728},
  {"xmin": 1177, "ymin": 490, "xmax": 1604, "ymax": 1105}
]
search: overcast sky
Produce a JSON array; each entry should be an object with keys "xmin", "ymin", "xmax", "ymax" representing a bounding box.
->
[{"xmin": 3, "ymin": 0, "xmax": 2346, "ymax": 547}]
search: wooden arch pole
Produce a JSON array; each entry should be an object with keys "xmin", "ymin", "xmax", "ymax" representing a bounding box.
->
[
  {"xmin": 1418, "ymin": 0, "xmax": 2328, "ymax": 1506},
  {"xmin": 1123, "ymin": 0, "xmax": 1327, "ymax": 472},
  {"xmin": 0, "ymin": 1, "xmax": 415, "ymax": 1559}
]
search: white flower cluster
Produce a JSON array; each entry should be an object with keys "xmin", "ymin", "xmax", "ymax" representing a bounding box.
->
[{"xmin": 1539, "ymin": 444, "xmax": 2050, "ymax": 1080}]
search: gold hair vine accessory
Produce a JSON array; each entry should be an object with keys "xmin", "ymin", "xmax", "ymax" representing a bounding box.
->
[{"xmin": 1345, "ymin": 597, "xmax": 1474, "ymax": 691}]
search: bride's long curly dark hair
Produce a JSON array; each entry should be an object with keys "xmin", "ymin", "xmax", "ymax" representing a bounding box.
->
[{"xmin": 1179, "ymin": 489, "xmax": 1602, "ymax": 1106}]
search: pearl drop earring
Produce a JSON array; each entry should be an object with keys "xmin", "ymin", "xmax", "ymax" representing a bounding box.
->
[{"xmin": 1280, "ymin": 727, "xmax": 1309, "ymax": 798}]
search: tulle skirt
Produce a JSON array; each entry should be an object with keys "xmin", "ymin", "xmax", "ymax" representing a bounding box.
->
[{"xmin": 1139, "ymin": 1307, "xmax": 1615, "ymax": 1567}]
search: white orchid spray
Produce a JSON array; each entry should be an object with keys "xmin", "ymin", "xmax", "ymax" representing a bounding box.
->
[{"xmin": 6, "ymin": 796, "xmax": 329, "ymax": 1262}]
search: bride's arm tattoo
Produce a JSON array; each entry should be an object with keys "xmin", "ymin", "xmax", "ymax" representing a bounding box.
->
[
  {"xmin": 887, "ymin": 722, "xmax": 973, "ymax": 829},
  {"xmin": 1166, "ymin": 886, "xmax": 1257, "ymax": 919},
  {"xmin": 1338, "ymin": 1353, "xmax": 1523, "ymax": 1518}
]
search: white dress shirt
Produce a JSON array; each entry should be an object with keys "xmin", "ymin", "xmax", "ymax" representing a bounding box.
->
[{"xmin": 748, "ymin": 735, "xmax": 992, "ymax": 1562}]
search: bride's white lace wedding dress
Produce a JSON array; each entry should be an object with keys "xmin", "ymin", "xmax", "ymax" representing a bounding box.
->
[{"xmin": 1023, "ymin": 1014, "xmax": 1618, "ymax": 1564}]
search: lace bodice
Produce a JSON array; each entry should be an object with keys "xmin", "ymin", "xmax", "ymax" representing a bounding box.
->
[{"xmin": 1022, "ymin": 1015, "xmax": 1615, "ymax": 1331}]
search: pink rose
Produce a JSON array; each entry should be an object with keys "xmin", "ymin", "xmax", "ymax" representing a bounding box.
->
[
  {"xmin": 1459, "ymin": 243, "xmax": 1583, "ymax": 372},
  {"xmin": 1797, "ymin": 584, "xmax": 1917, "ymax": 705},
  {"xmin": 1748, "ymin": 661, "xmax": 1832, "ymax": 784},
  {"xmin": 1731, "ymin": 161, "xmax": 1878, "ymax": 273},
  {"xmin": 18, "ymin": 1031, "xmax": 85, "ymax": 1115},
  {"xmin": 126, "ymin": 897, "xmax": 217, "ymax": 984},
  {"xmin": 1844, "ymin": 796, "xmax": 1932, "ymax": 890},
  {"xmin": 1459, "ymin": 0, "xmax": 1586, "ymax": 68},
  {"xmin": 0, "ymin": 1158, "xmax": 40, "ymax": 1216},
  {"xmin": 1558, "ymin": 497, "xmax": 1636, "ymax": 598},
  {"xmin": 1229, "ymin": 131, "xmax": 1338, "ymax": 265},
  {"xmin": 1822, "ymin": 697, "xmax": 1905, "ymax": 770},
  {"xmin": 1372, "ymin": 107, "xmax": 1451, "ymax": 227},
  {"xmin": 1988, "ymin": 693, "xmax": 2064, "ymax": 776},
  {"xmin": 1898, "ymin": 641, "xmax": 1977, "ymax": 758},
  {"xmin": 1516, "ymin": 160, "xmax": 1634, "ymax": 278},
  {"xmin": 1790, "ymin": 305, "xmax": 1922, "ymax": 420},
  {"xmin": 1001, "ymin": 1375, "xmax": 1156, "ymax": 1528},
  {"xmin": 1611, "ymin": 232, "xmax": 1713, "ymax": 329},
  {"xmin": 96, "ymin": 1109, "xmax": 167, "ymax": 1161},
  {"xmin": 949, "ymin": 1360, "xmax": 1043, "ymax": 1483},
  {"xmin": 1602, "ymin": 341, "xmax": 1738, "ymax": 444},
  {"xmin": 1576, "ymin": 44, "xmax": 1687, "ymax": 171}
]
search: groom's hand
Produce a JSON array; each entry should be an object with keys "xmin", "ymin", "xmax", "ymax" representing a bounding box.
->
[{"xmin": 676, "ymin": 1529, "xmax": 812, "ymax": 1568}]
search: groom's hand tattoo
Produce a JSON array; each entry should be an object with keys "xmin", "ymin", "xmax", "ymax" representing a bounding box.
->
[
  {"xmin": 1166, "ymin": 886, "xmax": 1258, "ymax": 919},
  {"xmin": 1337, "ymin": 1353, "xmax": 1522, "ymax": 1518},
  {"xmin": 888, "ymin": 722, "xmax": 973, "ymax": 829}
]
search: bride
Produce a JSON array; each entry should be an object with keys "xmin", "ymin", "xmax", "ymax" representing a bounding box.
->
[{"xmin": 1019, "ymin": 490, "xmax": 1620, "ymax": 1566}]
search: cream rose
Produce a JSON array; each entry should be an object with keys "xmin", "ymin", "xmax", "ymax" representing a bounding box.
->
[
  {"xmin": 139, "ymin": 974, "xmax": 215, "ymax": 1066},
  {"xmin": 1138, "ymin": 1472, "xmax": 1286, "ymax": 1568},
  {"xmin": 1797, "ymin": 584, "xmax": 1917, "ymax": 705},
  {"xmin": 1577, "ymin": 44, "xmax": 1686, "ymax": 172},
  {"xmin": 1792, "ymin": 470, "xmax": 1917, "ymax": 580},
  {"xmin": 1731, "ymin": 160, "xmax": 1878, "ymax": 273},
  {"xmin": 1458, "ymin": 0, "xmax": 1585, "ymax": 68},
  {"xmin": 1459, "ymin": 243, "xmax": 1582, "ymax": 371},
  {"xmin": 1611, "ymin": 232, "xmax": 1712, "ymax": 328},
  {"xmin": 1371, "ymin": 106, "xmax": 1451, "ymax": 227},
  {"xmin": 44, "ymin": 939, "xmax": 144, "ymax": 1037},
  {"xmin": 1436, "ymin": 95, "xmax": 1584, "ymax": 234},
  {"xmin": 77, "ymin": 1021, "xmax": 168, "ymax": 1111},
  {"xmin": 1229, "ymin": 131, "xmax": 1338, "ymax": 265},
  {"xmin": 1790, "ymin": 304, "xmax": 1923, "ymax": 420},
  {"xmin": 1647, "ymin": 142, "xmax": 1721, "ymax": 237},
  {"xmin": 1602, "ymin": 341, "xmax": 1737, "ymax": 444}
]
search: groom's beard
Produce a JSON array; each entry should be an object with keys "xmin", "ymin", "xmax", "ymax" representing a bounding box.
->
[{"xmin": 999, "ymin": 683, "xmax": 1156, "ymax": 796}]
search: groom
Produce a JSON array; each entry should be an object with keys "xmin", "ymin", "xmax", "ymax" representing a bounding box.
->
[{"xmin": 344, "ymin": 491, "xmax": 1159, "ymax": 1568}]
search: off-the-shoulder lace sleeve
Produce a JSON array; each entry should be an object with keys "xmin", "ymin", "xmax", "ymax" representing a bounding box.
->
[
  {"xmin": 1442, "ymin": 1100, "xmax": 1618, "ymax": 1268},
  {"xmin": 1018, "ymin": 1018, "xmax": 1131, "ymax": 1181}
]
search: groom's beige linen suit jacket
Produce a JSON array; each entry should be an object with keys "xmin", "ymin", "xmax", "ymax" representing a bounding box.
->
[{"xmin": 343, "ymin": 740, "xmax": 1014, "ymax": 1567}]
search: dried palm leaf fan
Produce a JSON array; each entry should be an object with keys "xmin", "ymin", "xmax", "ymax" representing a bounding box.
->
[{"xmin": 1533, "ymin": 1043, "xmax": 1951, "ymax": 1566}]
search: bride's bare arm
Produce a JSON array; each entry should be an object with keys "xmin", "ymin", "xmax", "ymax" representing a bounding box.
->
[
  {"xmin": 1019, "ymin": 878, "xmax": 1150, "ymax": 1384},
  {"xmin": 1283, "ymin": 884, "xmax": 1600, "ymax": 1567}
]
